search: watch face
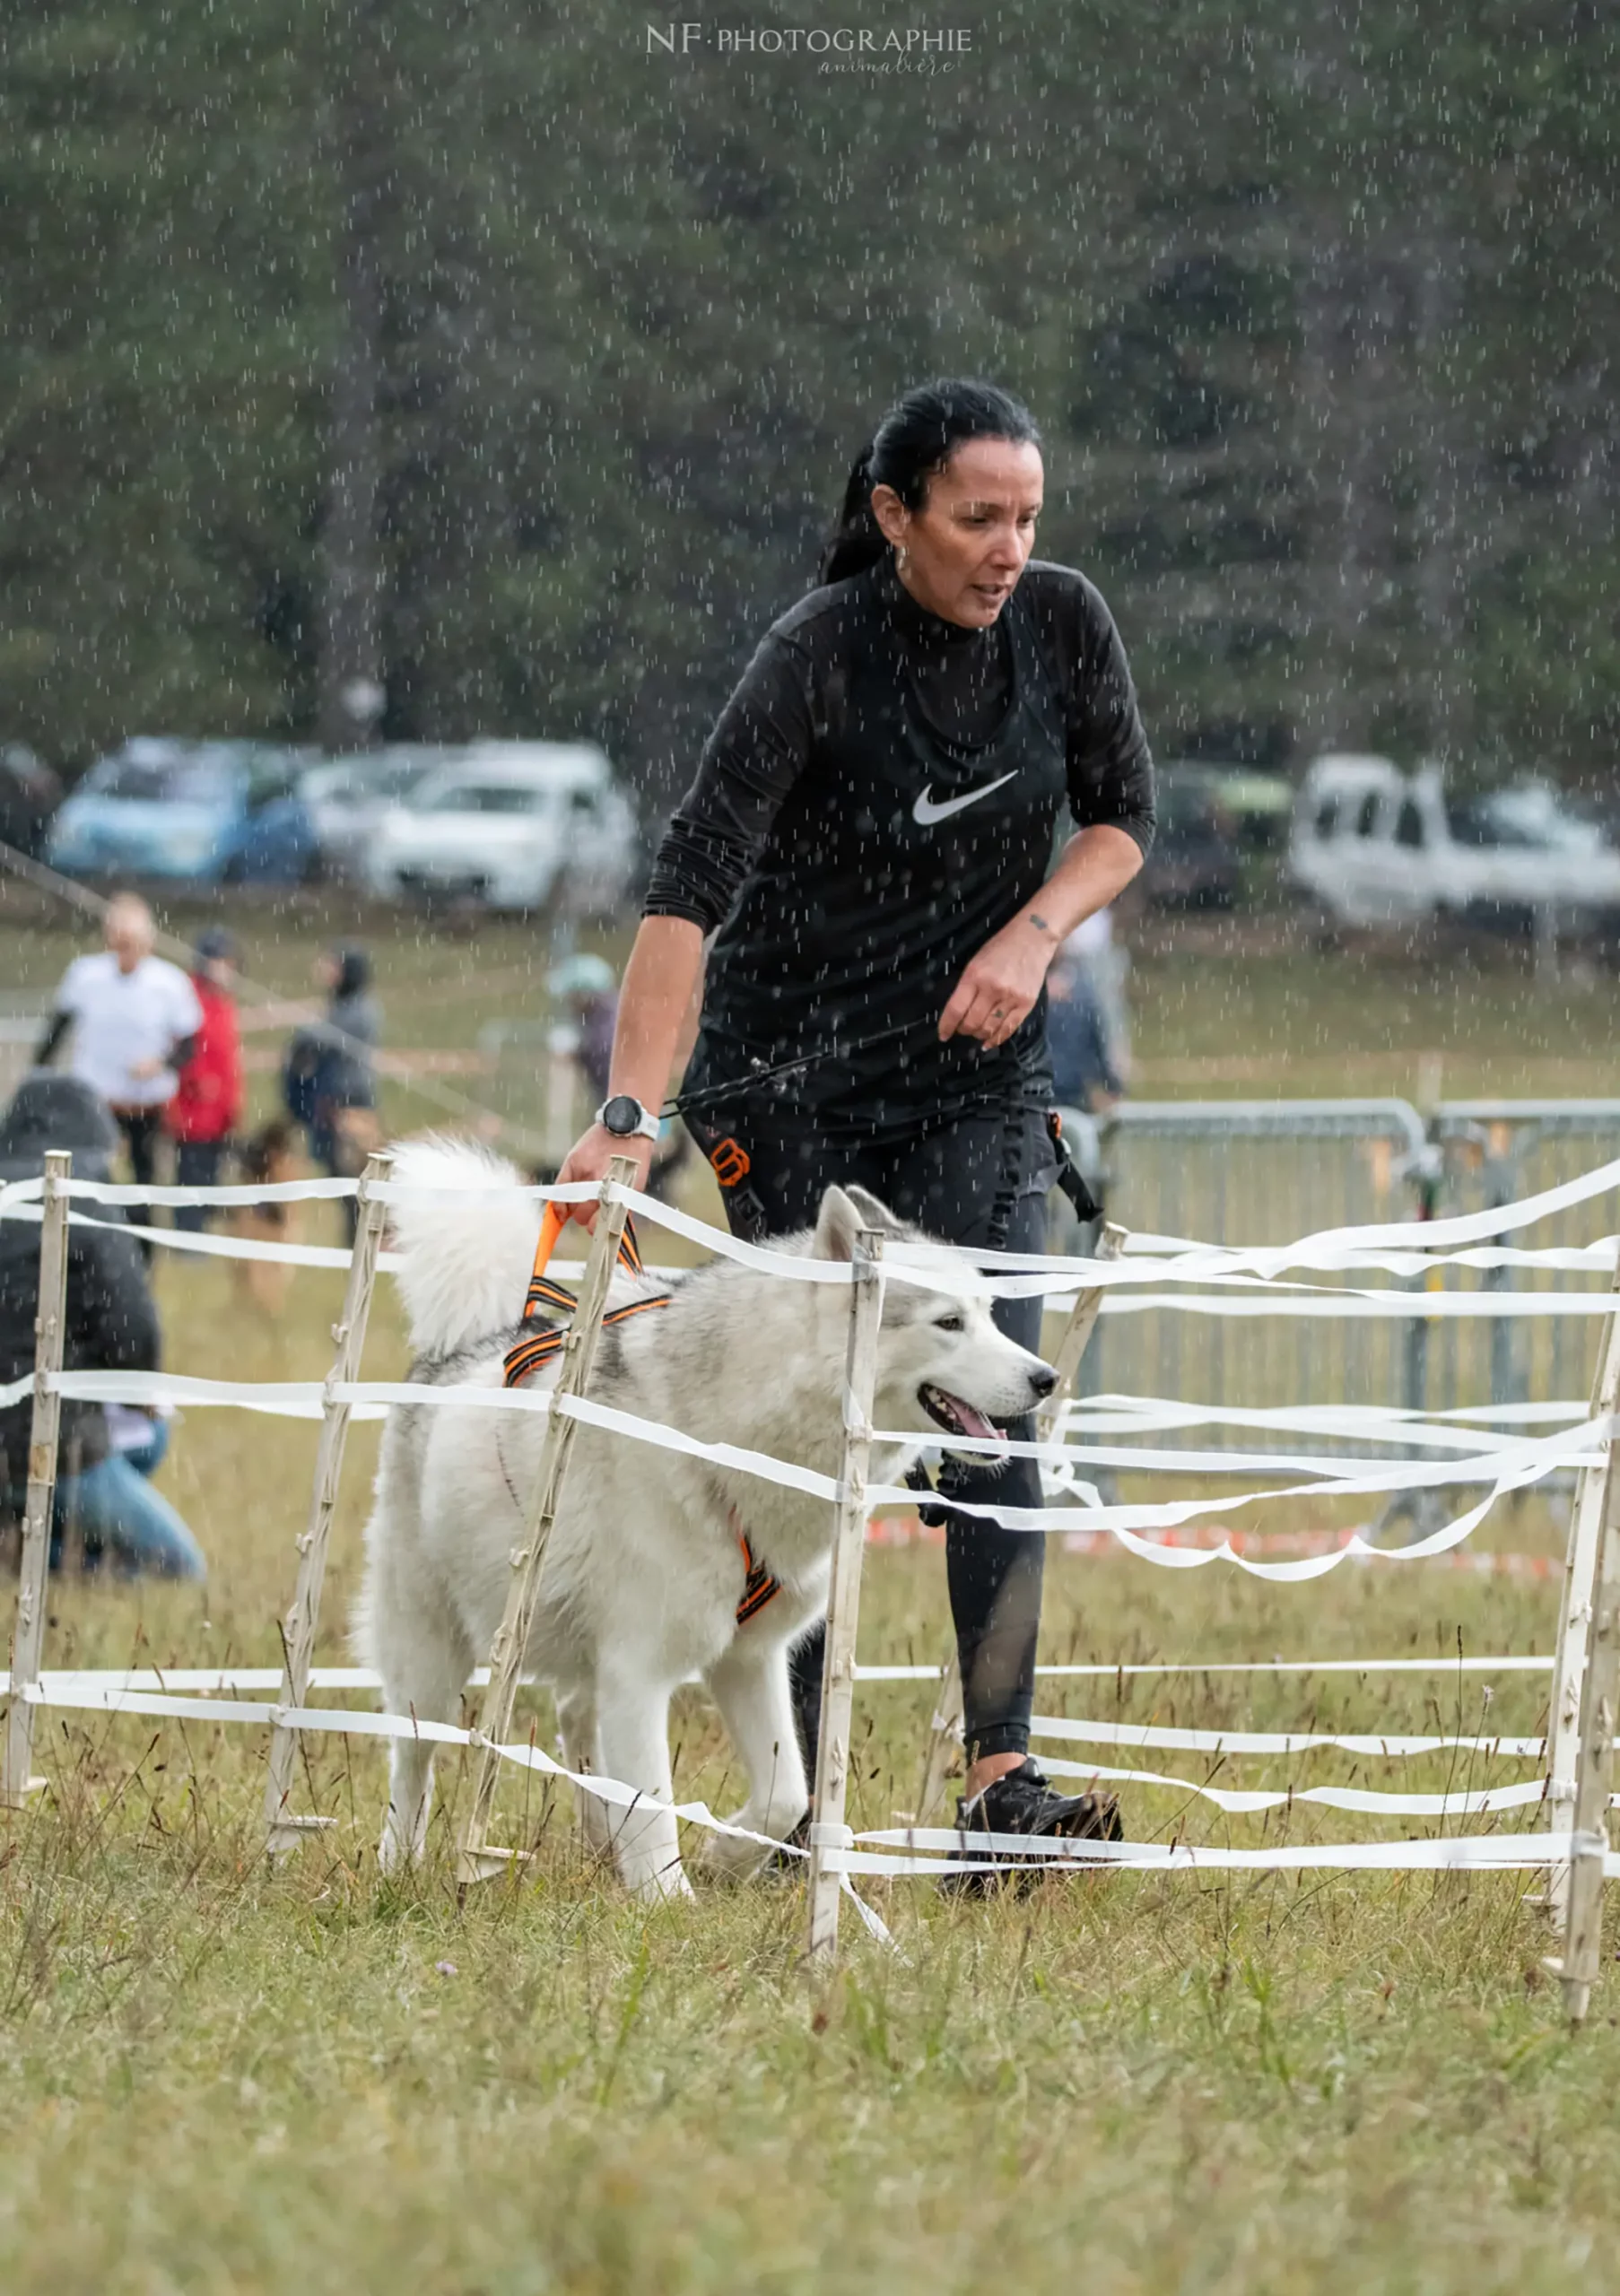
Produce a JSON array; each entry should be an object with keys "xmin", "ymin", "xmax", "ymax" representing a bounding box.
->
[{"xmin": 602, "ymin": 1095, "xmax": 640, "ymax": 1136}]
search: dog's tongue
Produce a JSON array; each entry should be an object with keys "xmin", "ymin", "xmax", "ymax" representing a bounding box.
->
[{"xmin": 951, "ymin": 1396, "xmax": 1001, "ymax": 1443}]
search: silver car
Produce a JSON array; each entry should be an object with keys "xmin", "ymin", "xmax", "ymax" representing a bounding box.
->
[
  {"xmin": 363, "ymin": 742, "xmax": 638, "ymax": 915},
  {"xmin": 299, "ymin": 748, "xmax": 457, "ymax": 880}
]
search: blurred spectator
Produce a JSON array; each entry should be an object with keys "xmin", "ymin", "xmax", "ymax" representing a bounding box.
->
[
  {"xmin": 1046, "ymin": 906, "xmax": 1131, "ymax": 1111},
  {"xmin": 103, "ymin": 1400, "xmax": 175, "ymax": 1476},
  {"xmin": 1046, "ymin": 962, "xmax": 1124, "ymax": 1112},
  {"xmin": 1065, "ymin": 908, "xmax": 1132, "ymax": 1077},
  {"xmin": 548, "ymin": 952, "xmax": 618, "ymax": 1103},
  {"xmin": 283, "ymin": 944, "xmax": 380, "ymax": 1242},
  {"xmin": 165, "ymin": 926, "xmax": 244, "ymax": 1232},
  {"xmin": 0, "ymin": 1074, "xmax": 205, "ymax": 1579},
  {"xmin": 547, "ymin": 949, "xmax": 692, "ymax": 1204},
  {"xmin": 0, "ymin": 744, "xmax": 61, "ymax": 859},
  {"xmin": 34, "ymin": 892, "xmax": 203, "ymax": 1246}
]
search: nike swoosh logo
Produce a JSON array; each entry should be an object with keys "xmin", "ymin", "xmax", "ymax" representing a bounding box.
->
[{"xmin": 911, "ymin": 770, "xmax": 1017, "ymax": 826}]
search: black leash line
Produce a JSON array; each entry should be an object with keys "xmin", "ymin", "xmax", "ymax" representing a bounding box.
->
[{"xmin": 659, "ymin": 1020, "xmax": 920, "ymax": 1123}]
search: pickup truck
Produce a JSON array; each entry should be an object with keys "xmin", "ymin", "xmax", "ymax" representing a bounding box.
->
[{"xmin": 1287, "ymin": 754, "xmax": 1620, "ymax": 934}]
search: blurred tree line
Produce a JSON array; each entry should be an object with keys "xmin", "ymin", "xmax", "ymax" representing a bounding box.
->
[{"xmin": 2, "ymin": 0, "xmax": 1614, "ymax": 804}]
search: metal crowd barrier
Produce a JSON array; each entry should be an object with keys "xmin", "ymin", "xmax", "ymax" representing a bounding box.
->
[
  {"xmin": 1076, "ymin": 1098, "xmax": 1620, "ymax": 1456},
  {"xmin": 1431, "ymin": 1104, "xmax": 1620, "ymax": 1411}
]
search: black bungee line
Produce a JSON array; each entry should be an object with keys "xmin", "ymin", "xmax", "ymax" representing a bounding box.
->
[
  {"xmin": 658, "ymin": 1019, "xmax": 918, "ymax": 1124},
  {"xmin": 659, "ymin": 1017, "xmax": 1102, "ymax": 1223}
]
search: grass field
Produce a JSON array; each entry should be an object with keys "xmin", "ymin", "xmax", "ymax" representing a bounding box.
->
[{"xmin": 3, "ymin": 882, "xmax": 1620, "ymax": 2292}]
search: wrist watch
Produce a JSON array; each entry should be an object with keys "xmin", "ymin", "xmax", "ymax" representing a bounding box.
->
[{"xmin": 596, "ymin": 1094, "xmax": 661, "ymax": 1143}]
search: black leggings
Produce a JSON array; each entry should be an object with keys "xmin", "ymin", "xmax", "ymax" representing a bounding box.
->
[
  {"xmin": 113, "ymin": 1107, "xmax": 164, "ymax": 1256},
  {"xmin": 692, "ymin": 1102, "xmax": 1055, "ymax": 1770}
]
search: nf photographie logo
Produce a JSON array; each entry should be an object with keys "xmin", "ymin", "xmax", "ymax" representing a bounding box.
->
[{"xmin": 647, "ymin": 22, "xmax": 972, "ymax": 71}]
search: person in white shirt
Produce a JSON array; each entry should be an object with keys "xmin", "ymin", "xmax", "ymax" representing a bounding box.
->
[{"xmin": 36, "ymin": 893, "xmax": 204, "ymax": 1242}]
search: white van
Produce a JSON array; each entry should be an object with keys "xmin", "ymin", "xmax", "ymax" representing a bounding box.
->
[
  {"xmin": 1288, "ymin": 753, "xmax": 1620, "ymax": 931},
  {"xmin": 366, "ymin": 741, "xmax": 637, "ymax": 913}
]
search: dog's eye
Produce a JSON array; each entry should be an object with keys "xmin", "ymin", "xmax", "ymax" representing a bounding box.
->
[{"xmin": 934, "ymin": 1312, "xmax": 964, "ymax": 1333}]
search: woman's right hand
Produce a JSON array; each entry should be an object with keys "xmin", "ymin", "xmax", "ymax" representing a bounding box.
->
[{"xmin": 554, "ymin": 1124, "xmax": 656, "ymax": 1230}]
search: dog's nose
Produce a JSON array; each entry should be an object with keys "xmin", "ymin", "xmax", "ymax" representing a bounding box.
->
[{"xmin": 1028, "ymin": 1363, "xmax": 1057, "ymax": 1399}]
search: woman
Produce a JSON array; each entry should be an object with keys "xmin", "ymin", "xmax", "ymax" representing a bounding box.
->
[
  {"xmin": 283, "ymin": 944, "xmax": 381, "ymax": 1244},
  {"xmin": 166, "ymin": 926, "xmax": 244, "ymax": 1233},
  {"xmin": 559, "ymin": 378, "xmax": 1155, "ymax": 1855}
]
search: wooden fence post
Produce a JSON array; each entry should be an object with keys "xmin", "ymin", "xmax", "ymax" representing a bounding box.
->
[
  {"xmin": 806, "ymin": 1226, "xmax": 885, "ymax": 1962},
  {"xmin": 3, "ymin": 1151, "xmax": 71, "ymax": 1809},
  {"xmin": 264, "ymin": 1151, "xmax": 392, "ymax": 1852},
  {"xmin": 457, "ymin": 1156, "xmax": 635, "ymax": 1889},
  {"xmin": 1541, "ymin": 1245, "xmax": 1620, "ymax": 1920},
  {"xmin": 912, "ymin": 1223, "xmax": 1128, "ymax": 1822},
  {"xmin": 1551, "ymin": 1390, "xmax": 1620, "ymax": 2023}
]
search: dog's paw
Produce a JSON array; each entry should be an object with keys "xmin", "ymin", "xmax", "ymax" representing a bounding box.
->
[
  {"xmin": 700, "ymin": 1828, "xmax": 770, "ymax": 1883},
  {"xmin": 633, "ymin": 1862, "xmax": 696, "ymax": 1901},
  {"xmin": 702, "ymin": 1808, "xmax": 809, "ymax": 1884},
  {"xmin": 377, "ymin": 1828, "xmax": 414, "ymax": 1878}
]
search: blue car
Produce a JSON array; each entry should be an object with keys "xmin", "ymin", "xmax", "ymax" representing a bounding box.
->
[{"xmin": 47, "ymin": 739, "xmax": 320, "ymax": 884}]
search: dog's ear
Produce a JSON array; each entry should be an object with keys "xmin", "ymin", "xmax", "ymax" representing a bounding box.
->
[
  {"xmin": 841, "ymin": 1182, "xmax": 900, "ymax": 1235},
  {"xmin": 811, "ymin": 1184, "xmax": 884, "ymax": 1262}
]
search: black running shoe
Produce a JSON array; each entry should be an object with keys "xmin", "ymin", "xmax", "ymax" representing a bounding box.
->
[{"xmin": 942, "ymin": 1758, "xmax": 1122, "ymax": 1899}]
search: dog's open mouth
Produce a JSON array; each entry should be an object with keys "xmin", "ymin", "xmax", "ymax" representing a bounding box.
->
[{"xmin": 919, "ymin": 1383, "xmax": 1006, "ymax": 1445}]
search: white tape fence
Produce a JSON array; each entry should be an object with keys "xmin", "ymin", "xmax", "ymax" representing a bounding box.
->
[{"xmin": 1, "ymin": 1148, "xmax": 1618, "ymax": 1997}]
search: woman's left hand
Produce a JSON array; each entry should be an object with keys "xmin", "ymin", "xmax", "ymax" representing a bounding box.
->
[{"xmin": 938, "ymin": 922, "xmax": 1053, "ymax": 1050}]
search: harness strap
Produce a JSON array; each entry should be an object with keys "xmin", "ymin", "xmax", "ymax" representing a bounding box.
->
[
  {"xmin": 503, "ymin": 1202, "xmax": 779, "ymax": 1633},
  {"xmin": 729, "ymin": 1505, "xmax": 783, "ymax": 1628},
  {"xmin": 1047, "ymin": 1107, "xmax": 1102, "ymax": 1223},
  {"xmin": 528, "ymin": 1198, "xmax": 647, "ymax": 1292},
  {"xmin": 502, "ymin": 1200, "xmax": 671, "ymax": 1391}
]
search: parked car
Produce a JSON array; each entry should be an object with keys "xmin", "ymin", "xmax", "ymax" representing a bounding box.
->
[
  {"xmin": 47, "ymin": 739, "xmax": 318, "ymax": 884},
  {"xmin": 1140, "ymin": 764, "xmax": 1242, "ymax": 909},
  {"xmin": 364, "ymin": 741, "xmax": 637, "ymax": 912},
  {"xmin": 1288, "ymin": 753, "xmax": 1620, "ymax": 932},
  {"xmin": 1193, "ymin": 762, "xmax": 1295, "ymax": 850},
  {"xmin": 298, "ymin": 747, "xmax": 456, "ymax": 879}
]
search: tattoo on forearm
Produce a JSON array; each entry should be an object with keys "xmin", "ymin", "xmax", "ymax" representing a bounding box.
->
[{"xmin": 1028, "ymin": 911, "xmax": 1053, "ymax": 935}]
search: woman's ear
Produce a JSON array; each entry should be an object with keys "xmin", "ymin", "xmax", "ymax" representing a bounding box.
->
[{"xmin": 869, "ymin": 482, "xmax": 910, "ymax": 550}]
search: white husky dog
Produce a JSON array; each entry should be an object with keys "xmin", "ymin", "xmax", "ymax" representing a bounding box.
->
[{"xmin": 355, "ymin": 1137, "xmax": 1056, "ymax": 1897}]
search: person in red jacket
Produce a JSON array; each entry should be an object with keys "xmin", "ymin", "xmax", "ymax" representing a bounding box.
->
[{"xmin": 166, "ymin": 926, "xmax": 244, "ymax": 1232}]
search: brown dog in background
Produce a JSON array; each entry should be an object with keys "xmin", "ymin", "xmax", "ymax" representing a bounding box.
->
[{"xmin": 227, "ymin": 1119, "xmax": 302, "ymax": 1317}]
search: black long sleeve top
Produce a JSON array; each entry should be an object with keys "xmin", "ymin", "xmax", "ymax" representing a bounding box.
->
[{"xmin": 645, "ymin": 554, "xmax": 1154, "ymax": 1137}]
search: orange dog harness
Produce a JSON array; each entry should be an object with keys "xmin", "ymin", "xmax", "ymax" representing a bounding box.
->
[
  {"xmin": 503, "ymin": 1202, "xmax": 781, "ymax": 1628},
  {"xmin": 501, "ymin": 1202, "xmax": 671, "ymax": 1386}
]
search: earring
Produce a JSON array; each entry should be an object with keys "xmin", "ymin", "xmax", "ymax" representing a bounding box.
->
[{"xmin": 895, "ymin": 544, "xmax": 910, "ymax": 572}]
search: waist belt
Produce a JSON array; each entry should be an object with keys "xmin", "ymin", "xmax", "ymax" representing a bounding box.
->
[{"xmin": 502, "ymin": 1203, "xmax": 779, "ymax": 1630}]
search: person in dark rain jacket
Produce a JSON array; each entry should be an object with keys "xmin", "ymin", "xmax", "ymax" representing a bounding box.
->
[
  {"xmin": 0, "ymin": 1074, "xmax": 205, "ymax": 1578},
  {"xmin": 283, "ymin": 944, "xmax": 382, "ymax": 1243}
]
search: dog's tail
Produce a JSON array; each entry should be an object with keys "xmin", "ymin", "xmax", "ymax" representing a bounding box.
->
[{"xmin": 385, "ymin": 1134, "xmax": 542, "ymax": 1357}]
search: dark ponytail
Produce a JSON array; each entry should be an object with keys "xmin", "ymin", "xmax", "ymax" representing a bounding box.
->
[{"xmin": 818, "ymin": 378, "xmax": 1041, "ymax": 586}]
